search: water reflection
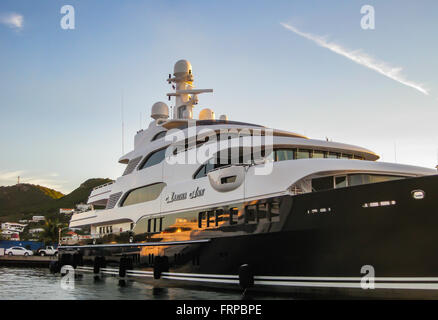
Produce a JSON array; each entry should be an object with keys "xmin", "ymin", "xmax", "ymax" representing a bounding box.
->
[{"xmin": 0, "ymin": 267, "xmax": 290, "ymax": 300}]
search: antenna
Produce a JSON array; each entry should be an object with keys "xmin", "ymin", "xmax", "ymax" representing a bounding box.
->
[
  {"xmin": 121, "ymin": 90, "xmax": 125, "ymax": 155},
  {"xmin": 17, "ymin": 176, "xmax": 20, "ymax": 185}
]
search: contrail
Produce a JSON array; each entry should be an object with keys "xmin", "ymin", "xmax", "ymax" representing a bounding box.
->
[{"xmin": 281, "ymin": 22, "xmax": 429, "ymax": 96}]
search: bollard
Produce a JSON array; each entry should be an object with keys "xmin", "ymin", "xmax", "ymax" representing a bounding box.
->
[
  {"xmin": 153, "ymin": 256, "xmax": 169, "ymax": 279},
  {"xmin": 49, "ymin": 260, "xmax": 60, "ymax": 274},
  {"xmin": 72, "ymin": 253, "xmax": 81, "ymax": 269},
  {"xmin": 93, "ymin": 256, "xmax": 106, "ymax": 274},
  {"xmin": 119, "ymin": 256, "xmax": 133, "ymax": 277},
  {"xmin": 238, "ymin": 264, "xmax": 254, "ymax": 290},
  {"xmin": 59, "ymin": 253, "xmax": 72, "ymax": 268}
]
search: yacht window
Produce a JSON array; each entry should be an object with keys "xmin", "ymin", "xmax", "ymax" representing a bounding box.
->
[
  {"xmin": 353, "ymin": 155, "xmax": 364, "ymax": 160},
  {"xmin": 244, "ymin": 206, "xmax": 257, "ymax": 224},
  {"xmin": 193, "ymin": 159, "xmax": 215, "ymax": 179},
  {"xmin": 121, "ymin": 182, "xmax": 166, "ymax": 207},
  {"xmin": 229, "ymin": 207, "xmax": 238, "ymax": 225},
  {"xmin": 296, "ymin": 149, "xmax": 312, "ymax": 159},
  {"xmin": 146, "ymin": 217, "xmax": 163, "ymax": 233},
  {"xmin": 139, "ymin": 148, "xmax": 167, "ymax": 170},
  {"xmin": 348, "ymin": 174, "xmax": 404, "ymax": 186},
  {"xmin": 327, "ymin": 152, "xmax": 340, "ymax": 159},
  {"xmin": 256, "ymin": 203, "xmax": 268, "ymax": 221},
  {"xmin": 335, "ymin": 176, "xmax": 347, "ymax": 188},
  {"xmin": 312, "ymin": 176, "xmax": 334, "ymax": 191},
  {"xmin": 215, "ymin": 210, "xmax": 223, "ymax": 227},
  {"xmin": 274, "ymin": 149, "xmax": 295, "ymax": 161},
  {"xmin": 152, "ymin": 131, "xmax": 167, "ymax": 141},
  {"xmin": 340, "ymin": 153, "xmax": 352, "ymax": 159},
  {"xmin": 270, "ymin": 200, "xmax": 281, "ymax": 222},
  {"xmin": 313, "ymin": 150, "xmax": 325, "ymax": 159},
  {"xmin": 194, "ymin": 148, "xmax": 248, "ymax": 179},
  {"xmin": 194, "ymin": 165, "xmax": 207, "ymax": 179}
]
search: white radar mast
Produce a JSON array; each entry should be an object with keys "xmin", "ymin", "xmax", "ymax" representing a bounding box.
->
[{"xmin": 166, "ymin": 60, "xmax": 213, "ymax": 119}]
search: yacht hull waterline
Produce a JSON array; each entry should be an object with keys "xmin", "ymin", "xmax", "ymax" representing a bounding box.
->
[
  {"xmin": 57, "ymin": 60, "xmax": 438, "ymax": 298},
  {"xmin": 60, "ymin": 175, "xmax": 438, "ymax": 298}
]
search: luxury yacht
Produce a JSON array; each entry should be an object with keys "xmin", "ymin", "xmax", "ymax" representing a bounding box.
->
[{"xmin": 61, "ymin": 60, "xmax": 438, "ymax": 298}]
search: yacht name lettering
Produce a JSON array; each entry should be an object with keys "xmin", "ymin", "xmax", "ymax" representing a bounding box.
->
[
  {"xmin": 166, "ymin": 187, "xmax": 205, "ymax": 203},
  {"xmin": 189, "ymin": 187, "xmax": 205, "ymax": 199}
]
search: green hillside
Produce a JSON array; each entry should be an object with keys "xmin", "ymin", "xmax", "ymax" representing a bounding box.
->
[
  {"xmin": 38, "ymin": 185, "xmax": 64, "ymax": 199},
  {"xmin": 54, "ymin": 178, "xmax": 113, "ymax": 209},
  {"xmin": 0, "ymin": 184, "xmax": 64, "ymax": 217},
  {"xmin": 0, "ymin": 178, "xmax": 112, "ymax": 222}
]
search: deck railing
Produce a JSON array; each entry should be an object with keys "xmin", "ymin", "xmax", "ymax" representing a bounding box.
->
[{"xmin": 92, "ymin": 181, "xmax": 115, "ymax": 191}]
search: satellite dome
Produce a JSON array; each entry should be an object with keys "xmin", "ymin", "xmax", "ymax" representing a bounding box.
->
[
  {"xmin": 219, "ymin": 114, "xmax": 228, "ymax": 121},
  {"xmin": 199, "ymin": 108, "xmax": 215, "ymax": 120},
  {"xmin": 151, "ymin": 102, "xmax": 169, "ymax": 120},
  {"xmin": 174, "ymin": 59, "xmax": 192, "ymax": 76}
]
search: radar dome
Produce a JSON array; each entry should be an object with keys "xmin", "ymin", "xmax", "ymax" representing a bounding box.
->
[
  {"xmin": 151, "ymin": 102, "xmax": 169, "ymax": 120},
  {"xmin": 174, "ymin": 59, "xmax": 192, "ymax": 76},
  {"xmin": 199, "ymin": 108, "xmax": 215, "ymax": 120},
  {"xmin": 219, "ymin": 114, "xmax": 228, "ymax": 121}
]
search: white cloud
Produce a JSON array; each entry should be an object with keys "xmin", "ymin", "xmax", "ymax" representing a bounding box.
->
[
  {"xmin": 281, "ymin": 22, "xmax": 429, "ymax": 96},
  {"xmin": 0, "ymin": 12, "xmax": 24, "ymax": 30},
  {"xmin": 0, "ymin": 170, "xmax": 25, "ymax": 183},
  {"xmin": 0, "ymin": 170, "xmax": 67, "ymax": 193}
]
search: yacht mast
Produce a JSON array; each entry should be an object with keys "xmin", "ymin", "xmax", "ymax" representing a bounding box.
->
[{"xmin": 166, "ymin": 60, "xmax": 213, "ymax": 120}]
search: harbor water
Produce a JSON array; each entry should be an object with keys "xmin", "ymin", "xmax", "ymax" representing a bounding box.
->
[{"xmin": 0, "ymin": 267, "xmax": 286, "ymax": 300}]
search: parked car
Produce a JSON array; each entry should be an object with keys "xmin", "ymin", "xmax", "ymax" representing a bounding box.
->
[
  {"xmin": 5, "ymin": 247, "xmax": 34, "ymax": 256},
  {"xmin": 37, "ymin": 246, "xmax": 58, "ymax": 256}
]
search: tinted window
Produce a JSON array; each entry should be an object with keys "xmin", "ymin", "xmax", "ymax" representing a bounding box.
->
[
  {"xmin": 152, "ymin": 131, "xmax": 167, "ymax": 141},
  {"xmin": 340, "ymin": 153, "xmax": 352, "ymax": 159},
  {"xmin": 275, "ymin": 149, "xmax": 295, "ymax": 161},
  {"xmin": 335, "ymin": 176, "xmax": 347, "ymax": 188},
  {"xmin": 348, "ymin": 174, "xmax": 403, "ymax": 186},
  {"xmin": 327, "ymin": 152, "xmax": 339, "ymax": 159},
  {"xmin": 140, "ymin": 148, "xmax": 167, "ymax": 170},
  {"xmin": 121, "ymin": 183, "xmax": 166, "ymax": 207},
  {"xmin": 313, "ymin": 150, "xmax": 325, "ymax": 158},
  {"xmin": 194, "ymin": 158, "xmax": 219, "ymax": 179},
  {"xmin": 296, "ymin": 149, "xmax": 311, "ymax": 159},
  {"xmin": 312, "ymin": 176, "xmax": 333, "ymax": 191},
  {"xmin": 194, "ymin": 165, "xmax": 207, "ymax": 179}
]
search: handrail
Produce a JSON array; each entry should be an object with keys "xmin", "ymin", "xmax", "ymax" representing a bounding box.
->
[
  {"xmin": 92, "ymin": 181, "xmax": 115, "ymax": 191},
  {"xmin": 58, "ymin": 238, "xmax": 211, "ymax": 249}
]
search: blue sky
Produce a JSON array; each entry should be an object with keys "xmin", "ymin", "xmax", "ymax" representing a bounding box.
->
[{"xmin": 0, "ymin": 0, "xmax": 437, "ymax": 193}]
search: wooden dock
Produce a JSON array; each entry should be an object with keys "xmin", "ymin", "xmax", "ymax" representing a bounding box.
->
[{"xmin": 0, "ymin": 255, "xmax": 57, "ymax": 268}]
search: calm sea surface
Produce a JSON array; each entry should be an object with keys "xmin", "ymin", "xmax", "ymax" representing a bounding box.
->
[{"xmin": 0, "ymin": 267, "xmax": 288, "ymax": 300}]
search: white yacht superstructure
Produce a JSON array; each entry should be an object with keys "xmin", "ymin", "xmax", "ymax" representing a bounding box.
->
[{"xmin": 70, "ymin": 60, "xmax": 434, "ymax": 236}]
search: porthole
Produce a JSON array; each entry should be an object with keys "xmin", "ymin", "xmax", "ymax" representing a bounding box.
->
[{"xmin": 411, "ymin": 189, "xmax": 425, "ymax": 200}]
